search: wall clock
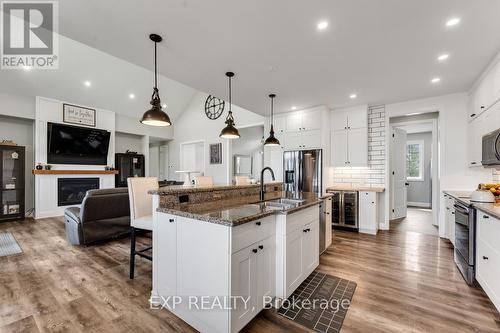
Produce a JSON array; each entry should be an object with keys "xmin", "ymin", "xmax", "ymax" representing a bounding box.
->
[{"xmin": 204, "ymin": 95, "xmax": 225, "ymax": 120}]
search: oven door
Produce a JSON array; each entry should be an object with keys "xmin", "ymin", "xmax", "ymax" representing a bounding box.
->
[{"xmin": 454, "ymin": 204, "xmax": 473, "ymax": 264}]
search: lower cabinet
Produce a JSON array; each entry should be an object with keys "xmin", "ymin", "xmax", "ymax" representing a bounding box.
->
[
  {"xmin": 443, "ymin": 194, "xmax": 456, "ymax": 245},
  {"xmin": 325, "ymin": 197, "xmax": 332, "ymax": 248},
  {"xmin": 476, "ymin": 212, "xmax": 500, "ymax": 313},
  {"xmin": 358, "ymin": 191, "xmax": 378, "ymax": 234},
  {"xmin": 276, "ymin": 205, "xmax": 320, "ymax": 299},
  {"xmin": 231, "ymin": 236, "xmax": 275, "ymax": 332}
]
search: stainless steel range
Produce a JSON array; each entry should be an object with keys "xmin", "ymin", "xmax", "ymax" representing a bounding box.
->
[{"xmin": 453, "ymin": 199, "xmax": 476, "ymax": 285}]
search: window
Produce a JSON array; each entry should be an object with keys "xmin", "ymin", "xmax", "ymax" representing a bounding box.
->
[{"xmin": 406, "ymin": 140, "xmax": 424, "ymax": 181}]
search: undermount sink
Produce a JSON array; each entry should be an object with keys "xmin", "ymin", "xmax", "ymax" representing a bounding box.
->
[
  {"xmin": 259, "ymin": 201, "xmax": 294, "ymax": 210},
  {"xmin": 270, "ymin": 198, "xmax": 305, "ymax": 205}
]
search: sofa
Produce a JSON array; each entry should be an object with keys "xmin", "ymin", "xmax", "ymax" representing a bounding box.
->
[{"xmin": 64, "ymin": 188, "xmax": 131, "ymax": 245}]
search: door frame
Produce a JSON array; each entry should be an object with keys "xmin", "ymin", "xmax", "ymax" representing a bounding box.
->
[{"xmin": 388, "ymin": 117, "xmax": 439, "ymax": 230}]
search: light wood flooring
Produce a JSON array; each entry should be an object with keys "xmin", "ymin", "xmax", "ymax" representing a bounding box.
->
[
  {"xmin": 0, "ymin": 217, "xmax": 499, "ymax": 333},
  {"xmin": 391, "ymin": 207, "xmax": 439, "ymax": 236}
]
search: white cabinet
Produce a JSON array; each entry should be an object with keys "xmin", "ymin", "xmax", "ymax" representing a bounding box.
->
[
  {"xmin": 330, "ymin": 106, "xmax": 368, "ymax": 167},
  {"xmin": 476, "ymin": 212, "xmax": 500, "ymax": 313},
  {"xmin": 325, "ymin": 197, "xmax": 332, "ymax": 248},
  {"xmin": 330, "ymin": 105, "xmax": 368, "ymax": 130},
  {"xmin": 276, "ymin": 205, "xmax": 320, "ymax": 299},
  {"xmin": 284, "ymin": 129, "xmax": 321, "ymax": 150},
  {"xmin": 331, "ymin": 128, "xmax": 368, "ymax": 167},
  {"xmin": 231, "ymin": 235, "xmax": 275, "ymax": 332},
  {"xmin": 285, "ymin": 109, "xmax": 322, "ymax": 132},
  {"xmin": 443, "ymin": 194, "xmax": 455, "ymax": 245},
  {"xmin": 467, "ymin": 100, "xmax": 500, "ymax": 167},
  {"xmin": 358, "ymin": 191, "xmax": 378, "ymax": 234}
]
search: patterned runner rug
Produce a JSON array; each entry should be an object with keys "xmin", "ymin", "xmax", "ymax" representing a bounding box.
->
[{"xmin": 0, "ymin": 233, "xmax": 23, "ymax": 257}]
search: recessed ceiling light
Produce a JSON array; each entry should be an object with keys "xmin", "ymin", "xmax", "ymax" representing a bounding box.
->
[
  {"xmin": 317, "ymin": 21, "xmax": 328, "ymax": 31},
  {"xmin": 22, "ymin": 65, "xmax": 31, "ymax": 71},
  {"xmin": 437, "ymin": 54, "xmax": 449, "ymax": 62},
  {"xmin": 291, "ymin": 106, "xmax": 297, "ymax": 110},
  {"xmin": 129, "ymin": 93, "xmax": 135, "ymax": 99},
  {"xmin": 349, "ymin": 93, "xmax": 357, "ymax": 99},
  {"xmin": 84, "ymin": 80, "xmax": 91, "ymax": 87},
  {"xmin": 446, "ymin": 17, "xmax": 461, "ymax": 27},
  {"xmin": 431, "ymin": 77, "xmax": 441, "ymax": 84}
]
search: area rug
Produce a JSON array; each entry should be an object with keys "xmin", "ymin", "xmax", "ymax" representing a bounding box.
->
[
  {"xmin": 0, "ymin": 233, "xmax": 23, "ymax": 257},
  {"xmin": 277, "ymin": 271, "xmax": 356, "ymax": 333}
]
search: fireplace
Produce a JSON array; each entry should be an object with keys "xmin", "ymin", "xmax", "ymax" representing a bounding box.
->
[{"xmin": 57, "ymin": 178, "xmax": 99, "ymax": 206}]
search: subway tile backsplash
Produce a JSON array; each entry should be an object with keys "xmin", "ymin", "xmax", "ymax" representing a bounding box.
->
[{"xmin": 332, "ymin": 105, "xmax": 386, "ymax": 188}]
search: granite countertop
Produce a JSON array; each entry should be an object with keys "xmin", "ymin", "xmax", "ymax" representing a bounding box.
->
[
  {"xmin": 326, "ymin": 185, "xmax": 385, "ymax": 193},
  {"xmin": 444, "ymin": 190, "xmax": 500, "ymax": 220},
  {"xmin": 150, "ymin": 182, "xmax": 283, "ymax": 195},
  {"xmin": 156, "ymin": 191, "xmax": 324, "ymax": 227}
]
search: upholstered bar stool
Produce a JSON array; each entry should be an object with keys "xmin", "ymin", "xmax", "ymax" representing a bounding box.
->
[
  {"xmin": 127, "ymin": 177, "xmax": 158, "ymax": 279},
  {"xmin": 194, "ymin": 176, "xmax": 214, "ymax": 186},
  {"xmin": 235, "ymin": 176, "xmax": 251, "ymax": 185}
]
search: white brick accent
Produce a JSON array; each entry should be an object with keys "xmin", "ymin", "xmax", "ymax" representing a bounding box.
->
[{"xmin": 332, "ymin": 105, "xmax": 386, "ymax": 187}]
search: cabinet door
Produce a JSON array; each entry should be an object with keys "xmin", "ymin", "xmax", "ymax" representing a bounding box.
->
[
  {"xmin": 284, "ymin": 132, "xmax": 302, "ymax": 150},
  {"xmin": 155, "ymin": 213, "xmax": 177, "ymax": 296},
  {"xmin": 286, "ymin": 113, "xmax": 302, "ymax": 132},
  {"xmin": 331, "ymin": 110, "xmax": 348, "ymax": 131},
  {"xmin": 302, "ymin": 220, "xmax": 319, "ymax": 276},
  {"xmin": 285, "ymin": 228, "xmax": 304, "ymax": 297},
  {"xmin": 325, "ymin": 198, "xmax": 332, "ymax": 248},
  {"xmin": 264, "ymin": 146, "xmax": 283, "ymax": 182},
  {"xmin": 302, "ymin": 109, "xmax": 322, "ymax": 131},
  {"xmin": 331, "ymin": 130, "xmax": 348, "ymax": 166},
  {"xmin": 255, "ymin": 236, "xmax": 275, "ymax": 311},
  {"xmin": 347, "ymin": 128, "xmax": 368, "ymax": 166},
  {"xmin": 347, "ymin": 107, "xmax": 368, "ymax": 129},
  {"xmin": 358, "ymin": 192, "xmax": 377, "ymax": 233},
  {"xmin": 231, "ymin": 246, "xmax": 258, "ymax": 331},
  {"xmin": 274, "ymin": 115, "xmax": 286, "ymax": 135},
  {"xmin": 301, "ymin": 130, "xmax": 322, "ymax": 149},
  {"xmin": 467, "ymin": 114, "xmax": 483, "ymax": 167}
]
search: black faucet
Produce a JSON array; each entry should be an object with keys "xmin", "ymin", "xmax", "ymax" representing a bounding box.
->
[{"xmin": 260, "ymin": 167, "xmax": 275, "ymax": 201}]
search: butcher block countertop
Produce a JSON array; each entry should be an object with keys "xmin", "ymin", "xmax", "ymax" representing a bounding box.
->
[{"xmin": 326, "ymin": 185, "xmax": 385, "ymax": 193}]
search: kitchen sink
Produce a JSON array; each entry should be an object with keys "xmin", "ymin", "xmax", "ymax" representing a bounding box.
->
[
  {"xmin": 259, "ymin": 201, "xmax": 294, "ymax": 210},
  {"xmin": 270, "ymin": 198, "xmax": 305, "ymax": 205}
]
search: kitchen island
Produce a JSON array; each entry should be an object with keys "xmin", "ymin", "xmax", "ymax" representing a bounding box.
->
[{"xmin": 149, "ymin": 183, "xmax": 326, "ymax": 333}]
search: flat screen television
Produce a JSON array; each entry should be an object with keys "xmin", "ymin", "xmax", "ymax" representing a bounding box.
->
[{"xmin": 47, "ymin": 122, "xmax": 111, "ymax": 165}]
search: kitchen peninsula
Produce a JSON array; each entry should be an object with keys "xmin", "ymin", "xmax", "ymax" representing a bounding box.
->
[{"xmin": 149, "ymin": 182, "xmax": 328, "ymax": 333}]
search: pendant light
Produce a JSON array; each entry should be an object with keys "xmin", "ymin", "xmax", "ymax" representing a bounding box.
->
[
  {"xmin": 219, "ymin": 72, "xmax": 240, "ymax": 139},
  {"xmin": 264, "ymin": 93, "xmax": 280, "ymax": 146},
  {"xmin": 140, "ymin": 34, "xmax": 172, "ymax": 127}
]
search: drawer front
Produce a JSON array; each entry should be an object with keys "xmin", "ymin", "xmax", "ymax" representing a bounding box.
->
[
  {"xmin": 232, "ymin": 216, "xmax": 275, "ymax": 253},
  {"xmin": 476, "ymin": 237, "xmax": 500, "ymax": 312},
  {"xmin": 477, "ymin": 213, "xmax": 500, "ymax": 254},
  {"xmin": 285, "ymin": 205, "xmax": 320, "ymax": 235}
]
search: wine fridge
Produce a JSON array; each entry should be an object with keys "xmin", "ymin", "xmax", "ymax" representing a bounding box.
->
[{"xmin": 328, "ymin": 190, "xmax": 358, "ymax": 229}]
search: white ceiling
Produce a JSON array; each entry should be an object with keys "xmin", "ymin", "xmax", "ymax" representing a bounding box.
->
[
  {"xmin": 0, "ymin": 35, "xmax": 197, "ymax": 121},
  {"xmin": 54, "ymin": 0, "xmax": 500, "ymax": 116}
]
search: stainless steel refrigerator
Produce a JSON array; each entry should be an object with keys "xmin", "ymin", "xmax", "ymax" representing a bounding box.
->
[{"xmin": 283, "ymin": 150, "xmax": 322, "ymax": 194}]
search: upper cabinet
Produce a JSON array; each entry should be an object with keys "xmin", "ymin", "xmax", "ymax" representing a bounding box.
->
[
  {"xmin": 285, "ymin": 109, "xmax": 322, "ymax": 132},
  {"xmin": 330, "ymin": 105, "xmax": 368, "ymax": 167}
]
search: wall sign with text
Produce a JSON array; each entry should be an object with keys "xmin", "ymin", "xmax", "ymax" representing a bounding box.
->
[{"xmin": 63, "ymin": 103, "xmax": 96, "ymax": 127}]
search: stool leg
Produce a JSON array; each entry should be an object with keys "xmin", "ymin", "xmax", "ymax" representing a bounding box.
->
[{"xmin": 129, "ymin": 227, "xmax": 136, "ymax": 279}]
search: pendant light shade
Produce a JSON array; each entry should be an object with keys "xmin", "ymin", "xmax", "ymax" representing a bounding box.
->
[
  {"xmin": 140, "ymin": 34, "xmax": 172, "ymax": 127},
  {"xmin": 220, "ymin": 72, "xmax": 240, "ymax": 139},
  {"xmin": 264, "ymin": 93, "xmax": 280, "ymax": 146}
]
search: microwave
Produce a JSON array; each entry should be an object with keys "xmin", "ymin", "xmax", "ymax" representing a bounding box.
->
[{"xmin": 482, "ymin": 128, "xmax": 500, "ymax": 166}]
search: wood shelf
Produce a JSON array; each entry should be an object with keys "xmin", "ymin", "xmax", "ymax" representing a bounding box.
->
[{"xmin": 32, "ymin": 169, "xmax": 118, "ymax": 175}]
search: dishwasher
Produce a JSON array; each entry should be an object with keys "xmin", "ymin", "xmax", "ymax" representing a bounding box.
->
[{"xmin": 319, "ymin": 200, "xmax": 326, "ymax": 253}]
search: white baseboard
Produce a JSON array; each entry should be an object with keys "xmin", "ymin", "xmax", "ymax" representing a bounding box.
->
[{"xmin": 407, "ymin": 202, "xmax": 431, "ymax": 208}]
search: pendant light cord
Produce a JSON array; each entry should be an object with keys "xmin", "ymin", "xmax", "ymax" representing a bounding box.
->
[
  {"xmin": 154, "ymin": 41, "xmax": 158, "ymax": 90},
  {"xmin": 228, "ymin": 75, "xmax": 232, "ymax": 112},
  {"xmin": 271, "ymin": 96, "xmax": 274, "ymax": 124}
]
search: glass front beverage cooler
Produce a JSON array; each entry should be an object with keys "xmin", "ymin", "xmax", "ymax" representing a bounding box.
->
[{"xmin": 0, "ymin": 145, "xmax": 25, "ymax": 222}]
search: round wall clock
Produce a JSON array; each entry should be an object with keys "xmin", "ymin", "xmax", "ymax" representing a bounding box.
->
[{"xmin": 204, "ymin": 95, "xmax": 225, "ymax": 120}]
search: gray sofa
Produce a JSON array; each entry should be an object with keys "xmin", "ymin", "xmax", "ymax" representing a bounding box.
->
[{"xmin": 64, "ymin": 188, "xmax": 131, "ymax": 245}]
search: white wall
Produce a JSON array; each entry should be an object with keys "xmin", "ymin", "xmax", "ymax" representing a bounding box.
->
[
  {"xmin": 168, "ymin": 92, "xmax": 265, "ymax": 184},
  {"xmin": 115, "ymin": 132, "xmax": 144, "ymax": 154},
  {"xmin": 0, "ymin": 115, "xmax": 35, "ymax": 214},
  {"xmin": 385, "ymin": 92, "xmax": 491, "ymax": 237},
  {"xmin": 0, "ymin": 93, "xmax": 35, "ymax": 119}
]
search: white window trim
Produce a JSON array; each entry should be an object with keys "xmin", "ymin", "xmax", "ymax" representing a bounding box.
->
[{"xmin": 406, "ymin": 140, "xmax": 424, "ymax": 182}]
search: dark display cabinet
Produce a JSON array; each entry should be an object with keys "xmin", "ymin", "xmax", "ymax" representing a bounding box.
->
[
  {"xmin": 0, "ymin": 145, "xmax": 25, "ymax": 222},
  {"xmin": 115, "ymin": 153, "xmax": 145, "ymax": 187}
]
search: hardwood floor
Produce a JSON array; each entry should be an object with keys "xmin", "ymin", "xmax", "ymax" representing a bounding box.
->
[
  {"xmin": 1, "ymin": 217, "xmax": 499, "ymax": 332},
  {"xmin": 391, "ymin": 207, "xmax": 439, "ymax": 236}
]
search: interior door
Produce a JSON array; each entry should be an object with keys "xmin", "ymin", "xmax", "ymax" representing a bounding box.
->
[{"xmin": 390, "ymin": 128, "xmax": 408, "ymax": 219}]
